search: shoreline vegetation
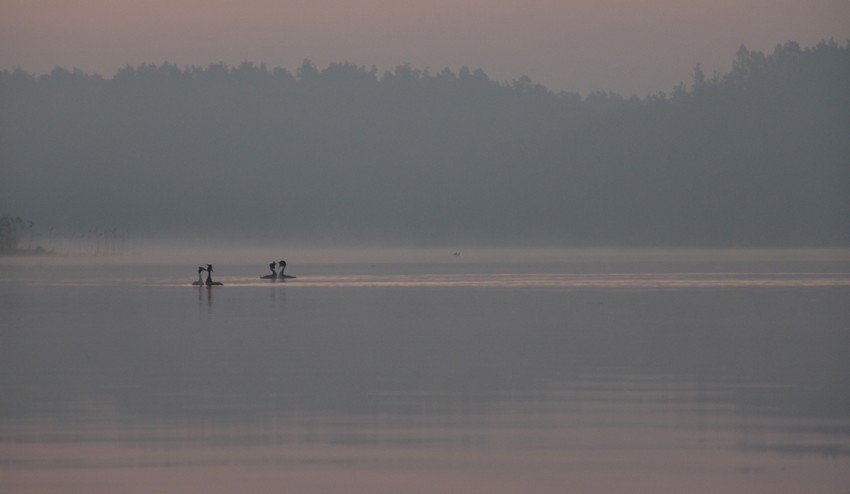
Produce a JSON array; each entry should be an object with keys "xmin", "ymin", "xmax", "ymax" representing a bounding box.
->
[
  {"xmin": 0, "ymin": 216, "xmax": 126, "ymax": 257},
  {"xmin": 0, "ymin": 246, "xmax": 51, "ymax": 257}
]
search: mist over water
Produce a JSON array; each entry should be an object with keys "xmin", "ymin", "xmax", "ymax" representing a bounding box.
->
[
  {"xmin": 1, "ymin": 249, "xmax": 849, "ymax": 493},
  {"xmin": 1, "ymin": 26, "xmax": 849, "ymax": 494}
]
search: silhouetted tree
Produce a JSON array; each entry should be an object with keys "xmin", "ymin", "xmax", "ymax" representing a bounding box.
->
[{"xmin": 0, "ymin": 216, "xmax": 30, "ymax": 252}]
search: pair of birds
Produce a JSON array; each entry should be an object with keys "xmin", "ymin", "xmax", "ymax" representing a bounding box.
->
[
  {"xmin": 261, "ymin": 260, "xmax": 293, "ymax": 279},
  {"xmin": 192, "ymin": 264, "xmax": 222, "ymax": 286}
]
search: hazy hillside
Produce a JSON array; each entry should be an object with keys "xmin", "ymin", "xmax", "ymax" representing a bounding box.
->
[{"xmin": 1, "ymin": 40, "xmax": 848, "ymax": 247}]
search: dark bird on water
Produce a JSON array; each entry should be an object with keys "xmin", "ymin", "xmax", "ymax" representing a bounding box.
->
[
  {"xmin": 260, "ymin": 262, "xmax": 278, "ymax": 279},
  {"xmin": 205, "ymin": 264, "xmax": 223, "ymax": 286}
]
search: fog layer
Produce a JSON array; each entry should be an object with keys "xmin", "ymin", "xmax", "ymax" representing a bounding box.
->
[{"xmin": 1, "ymin": 41, "xmax": 848, "ymax": 247}]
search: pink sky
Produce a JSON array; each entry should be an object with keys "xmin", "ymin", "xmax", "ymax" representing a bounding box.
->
[{"xmin": 1, "ymin": 0, "xmax": 848, "ymax": 94}]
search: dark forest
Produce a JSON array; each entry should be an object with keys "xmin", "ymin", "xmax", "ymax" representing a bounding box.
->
[{"xmin": 1, "ymin": 40, "xmax": 848, "ymax": 247}]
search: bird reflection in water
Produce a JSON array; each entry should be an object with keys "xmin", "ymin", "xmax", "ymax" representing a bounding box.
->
[{"xmin": 197, "ymin": 280, "xmax": 213, "ymax": 315}]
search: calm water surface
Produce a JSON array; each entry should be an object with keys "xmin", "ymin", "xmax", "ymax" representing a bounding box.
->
[{"xmin": 1, "ymin": 249, "xmax": 849, "ymax": 493}]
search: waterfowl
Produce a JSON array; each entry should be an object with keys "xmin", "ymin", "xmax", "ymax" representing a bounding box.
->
[
  {"xmin": 192, "ymin": 266, "xmax": 205, "ymax": 286},
  {"xmin": 260, "ymin": 262, "xmax": 277, "ymax": 279},
  {"xmin": 278, "ymin": 260, "xmax": 296, "ymax": 279},
  {"xmin": 205, "ymin": 264, "xmax": 223, "ymax": 286}
]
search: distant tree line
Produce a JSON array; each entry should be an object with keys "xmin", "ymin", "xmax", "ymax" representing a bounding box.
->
[
  {"xmin": 1, "ymin": 40, "xmax": 848, "ymax": 246},
  {"xmin": 0, "ymin": 215, "xmax": 42, "ymax": 253}
]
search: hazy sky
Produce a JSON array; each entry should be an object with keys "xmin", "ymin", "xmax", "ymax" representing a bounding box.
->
[{"xmin": 1, "ymin": 0, "xmax": 848, "ymax": 95}]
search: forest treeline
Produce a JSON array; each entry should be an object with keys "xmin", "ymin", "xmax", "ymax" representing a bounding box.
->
[{"xmin": 1, "ymin": 40, "xmax": 848, "ymax": 246}]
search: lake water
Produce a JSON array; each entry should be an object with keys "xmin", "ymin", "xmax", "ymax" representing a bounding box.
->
[{"xmin": 1, "ymin": 249, "xmax": 849, "ymax": 493}]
